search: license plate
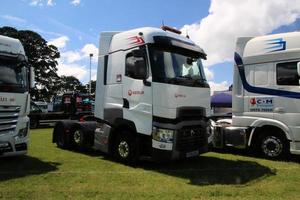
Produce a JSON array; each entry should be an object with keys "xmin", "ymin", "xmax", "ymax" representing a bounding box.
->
[{"xmin": 186, "ymin": 150, "xmax": 199, "ymax": 158}]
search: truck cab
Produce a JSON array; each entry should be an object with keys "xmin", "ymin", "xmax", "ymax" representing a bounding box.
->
[
  {"xmin": 53, "ymin": 26, "xmax": 210, "ymax": 163},
  {"xmin": 0, "ymin": 35, "xmax": 33, "ymax": 156},
  {"xmin": 212, "ymin": 31, "xmax": 300, "ymax": 159}
]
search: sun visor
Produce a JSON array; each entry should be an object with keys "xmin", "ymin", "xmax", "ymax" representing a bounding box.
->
[{"xmin": 153, "ymin": 36, "xmax": 207, "ymax": 59}]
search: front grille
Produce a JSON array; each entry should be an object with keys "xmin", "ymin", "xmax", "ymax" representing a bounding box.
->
[
  {"xmin": 176, "ymin": 107, "xmax": 206, "ymax": 120},
  {"xmin": 176, "ymin": 126, "xmax": 207, "ymax": 152},
  {"xmin": 0, "ymin": 106, "xmax": 20, "ymax": 135}
]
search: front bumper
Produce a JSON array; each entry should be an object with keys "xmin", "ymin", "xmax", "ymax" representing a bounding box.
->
[
  {"xmin": 0, "ymin": 118, "xmax": 29, "ymax": 157},
  {"xmin": 151, "ymin": 120, "xmax": 208, "ymax": 161},
  {"xmin": 0, "ymin": 139, "xmax": 28, "ymax": 157}
]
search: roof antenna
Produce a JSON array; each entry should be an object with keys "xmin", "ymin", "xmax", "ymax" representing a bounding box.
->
[{"xmin": 162, "ymin": 20, "xmax": 165, "ymax": 27}]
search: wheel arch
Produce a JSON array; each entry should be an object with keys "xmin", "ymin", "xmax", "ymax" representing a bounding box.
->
[
  {"xmin": 249, "ymin": 123, "xmax": 290, "ymax": 148},
  {"xmin": 248, "ymin": 118, "xmax": 292, "ymax": 146}
]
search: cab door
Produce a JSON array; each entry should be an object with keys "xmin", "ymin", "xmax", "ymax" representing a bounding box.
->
[
  {"xmin": 274, "ymin": 60, "xmax": 300, "ymax": 141},
  {"xmin": 122, "ymin": 48, "xmax": 152, "ymax": 135}
]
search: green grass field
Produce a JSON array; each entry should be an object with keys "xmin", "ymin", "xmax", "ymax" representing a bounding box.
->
[{"xmin": 1, "ymin": 128, "xmax": 300, "ymax": 200}]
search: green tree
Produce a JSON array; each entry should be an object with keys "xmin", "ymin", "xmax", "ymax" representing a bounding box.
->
[
  {"xmin": 0, "ymin": 26, "xmax": 60, "ymax": 101},
  {"xmin": 57, "ymin": 75, "xmax": 87, "ymax": 94},
  {"xmin": 85, "ymin": 80, "xmax": 96, "ymax": 94}
]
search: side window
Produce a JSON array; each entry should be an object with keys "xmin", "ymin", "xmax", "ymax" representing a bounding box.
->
[
  {"xmin": 276, "ymin": 61, "xmax": 299, "ymax": 86},
  {"xmin": 125, "ymin": 52, "xmax": 147, "ymax": 80}
]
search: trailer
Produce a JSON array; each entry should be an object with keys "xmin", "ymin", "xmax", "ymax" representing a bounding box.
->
[
  {"xmin": 29, "ymin": 92, "xmax": 92, "ymax": 128},
  {"xmin": 53, "ymin": 26, "xmax": 210, "ymax": 163}
]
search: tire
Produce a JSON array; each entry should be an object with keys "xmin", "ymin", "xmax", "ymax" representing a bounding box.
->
[
  {"xmin": 114, "ymin": 131, "xmax": 137, "ymax": 164},
  {"xmin": 30, "ymin": 117, "xmax": 39, "ymax": 129},
  {"xmin": 53, "ymin": 121, "xmax": 74, "ymax": 149},
  {"xmin": 259, "ymin": 132, "xmax": 288, "ymax": 159},
  {"xmin": 57, "ymin": 128, "xmax": 66, "ymax": 148}
]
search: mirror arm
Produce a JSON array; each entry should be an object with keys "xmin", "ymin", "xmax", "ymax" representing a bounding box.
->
[{"xmin": 143, "ymin": 79, "xmax": 151, "ymax": 86}]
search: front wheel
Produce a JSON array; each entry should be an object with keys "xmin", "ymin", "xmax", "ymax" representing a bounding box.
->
[
  {"xmin": 30, "ymin": 117, "xmax": 39, "ymax": 129},
  {"xmin": 114, "ymin": 131, "xmax": 136, "ymax": 164},
  {"xmin": 259, "ymin": 134, "xmax": 288, "ymax": 159}
]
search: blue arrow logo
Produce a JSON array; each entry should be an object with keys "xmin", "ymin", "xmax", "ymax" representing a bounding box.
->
[{"xmin": 265, "ymin": 38, "xmax": 286, "ymax": 53}]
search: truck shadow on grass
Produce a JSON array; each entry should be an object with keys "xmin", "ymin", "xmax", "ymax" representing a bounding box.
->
[
  {"xmin": 138, "ymin": 156, "xmax": 276, "ymax": 186},
  {"xmin": 66, "ymin": 149, "xmax": 276, "ymax": 186},
  {"xmin": 0, "ymin": 156, "xmax": 60, "ymax": 182},
  {"xmin": 212, "ymin": 147, "xmax": 300, "ymax": 163}
]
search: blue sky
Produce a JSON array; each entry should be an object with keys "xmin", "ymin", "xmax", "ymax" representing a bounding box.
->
[{"xmin": 1, "ymin": 0, "xmax": 300, "ymax": 92}]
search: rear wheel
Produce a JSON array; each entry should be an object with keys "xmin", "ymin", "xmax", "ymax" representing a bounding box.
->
[
  {"xmin": 53, "ymin": 121, "xmax": 74, "ymax": 149},
  {"xmin": 114, "ymin": 131, "xmax": 137, "ymax": 164},
  {"xmin": 71, "ymin": 128, "xmax": 84, "ymax": 149},
  {"xmin": 259, "ymin": 132, "xmax": 288, "ymax": 159},
  {"xmin": 56, "ymin": 124, "xmax": 67, "ymax": 148}
]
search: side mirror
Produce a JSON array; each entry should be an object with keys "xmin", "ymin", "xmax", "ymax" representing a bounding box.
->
[
  {"xmin": 128, "ymin": 58, "xmax": 147, "ymax": 79},
  {"xmin": 30, "ymin": 67, "xmax": 35, "ymax": 89},
  {"xmin": 297, "ymin": 62, "xmax": 300, "ymax": 77},
  {"xmin": 126, "ymin": 50, "xmax": 148, "ymax": 80}
]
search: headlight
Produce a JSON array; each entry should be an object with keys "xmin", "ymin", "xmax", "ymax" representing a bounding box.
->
[
  {"xmin": 18, "ymin": 127, "xmax": 28, "ymax": 138},
  {"xmin": 16, "ymin": 123, "xmax": 29, "ymax": 139},
  {"xmin": 152, "ymin": 127, "xmax": 174, "ymax": 143}
]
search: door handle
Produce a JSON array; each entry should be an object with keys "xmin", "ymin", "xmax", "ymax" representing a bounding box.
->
[{"xmin": 274, "ymin": 107, "xmax": 285, "ymax": 113}]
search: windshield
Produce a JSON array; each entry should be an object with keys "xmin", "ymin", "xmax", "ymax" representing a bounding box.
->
[
  {"xmin": 149, "ymin": 46, "xmax": 209, "ymax": 87},
  {"xmin": 0, "ymin": 56, "xmax": 28, "ymax": 93}
]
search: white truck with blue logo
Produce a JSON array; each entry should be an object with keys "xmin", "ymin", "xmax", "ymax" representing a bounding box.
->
[
  {"xmin": 52, "ymin": 26, "xmax": 210, "ymax": 163},
  {"xmin": 211, "ymin": 31, "xmax": 300, "ymax": 159},
  {"xmin": 0, "ymin": 35, "xmax": 34, "ymax": 157}
]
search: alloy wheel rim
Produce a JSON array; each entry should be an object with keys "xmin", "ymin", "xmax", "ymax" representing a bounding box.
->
[
  {"xmin": 118, "ymin": 141, "xmax": 129, "ymax": 158},
  {"xmin": 74, "ymin": 130, "xmax": 81, "ymax": 144},
  {"xmin": 262, "ymin": 136, "xmax": 283, "ymax": 157}
]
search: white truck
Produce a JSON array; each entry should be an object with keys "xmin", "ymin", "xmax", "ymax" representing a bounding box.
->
[
  {"xmin": 0, "ymin": 35, "xmax": 34, "ymax": 157},
  {"xmin": 211, "ymin": 31, "xmax": 300, "ymax": 159},
  {"xmin": 52, "ymin": 26, "xmax": 210, "ymax": 163}
]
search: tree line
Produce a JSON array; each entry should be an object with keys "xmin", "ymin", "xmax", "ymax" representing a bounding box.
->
[{"xmin": 0, "ymin": 26, "xmax": 95, "ymax": 101}]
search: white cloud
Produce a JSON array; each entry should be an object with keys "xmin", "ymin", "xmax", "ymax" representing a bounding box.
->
[
  {"xmin": 181, "ymin": 0, "xmax": 300, "ymax": 67},
  {"xmin": 48, "ymin": 36, "xmax": 69, "ymax": 49},
  {"xmin": 81, "ymin": 43, "xmax": 98, "ymax": 62},
  {"xmin": 204, "ymin": 67, "xmax": 214, "ymax": 81},
  {"xmin": 59, "ymin": 43, "xmax": 98, "ymax": 64},
  {"xmin": 208, "ymin": 81, "xmax": 229, "ymax": 95},
  {"xmin": 61, "ymin": 51, "xmax": 82, "ymax": 63},
  {"xmin": 47, "ymin": 0, "xmax": 54, "ymax": 6},
  {"xmin": 70, "ymin": 0, "xmax": 81, "ymax": 6},
  {"xmin": 29, "ymin": 0, "xmax": 76, "ymax": 6},
  {"xmin": 50, "ymin": 37, "xmax": 98, "ymax": 83},
  {"xmin": 1, "ymin": 15, "xmax": 26, "ymax": 23},
  {"xmin": 57, "ymin": 62, "xmax": 87, "ymax": 80},
  {"xmin": 29, "ymin": 0, "xmax": 41, "ymax": 6}
]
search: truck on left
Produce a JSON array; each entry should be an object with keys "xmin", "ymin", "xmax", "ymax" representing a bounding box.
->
[{"xmin": 0, "ymin": 35, "xmax": 34, "ymax": 157}]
